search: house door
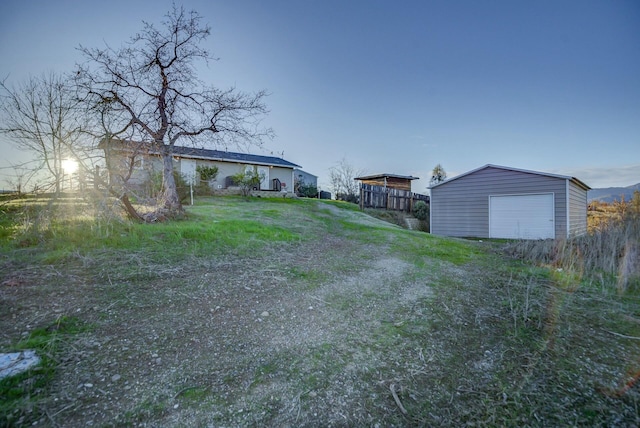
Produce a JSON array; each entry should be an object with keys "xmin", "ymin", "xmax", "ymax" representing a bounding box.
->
[
  {"xmin": 489, "ymin": 193, "xmax": 555, "ymax": 239},
  {"xmin": 180, "ymin": 159, "xmax": 197, "ymax": 185},
  {"xmin": 257, "ymin": 167, "xmax": 270, "ymax": 190}
]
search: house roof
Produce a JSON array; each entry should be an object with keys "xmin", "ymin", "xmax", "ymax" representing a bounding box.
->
[
  {"xmin": 354, "ymin": 173, "xmax": 420, "ymax": 181},
  {"xmin": 429, "ymin": 164, "xmax": 591, "ymax": 190},
  {"xmin": 171, "ymin": 146, "xmax": 301, "ymax": 169},
  {"xmin": 100, "ymin": 139, "xmax": 301, "ymax": 169}
]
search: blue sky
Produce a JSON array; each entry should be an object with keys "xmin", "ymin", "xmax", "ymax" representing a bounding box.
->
[{"xmin": 1, "ymin": 0, "xmax": 638, "ymax": 192}]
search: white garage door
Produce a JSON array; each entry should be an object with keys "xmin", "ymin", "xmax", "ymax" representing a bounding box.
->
[{"xmin": 489, "ymin": 193, "xmax": 555, "ymax": 239}]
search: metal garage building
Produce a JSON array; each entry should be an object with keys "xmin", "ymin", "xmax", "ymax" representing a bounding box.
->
[{"xmin": 429, "ymin": 165, "xmax": 590, "ymax": 239}]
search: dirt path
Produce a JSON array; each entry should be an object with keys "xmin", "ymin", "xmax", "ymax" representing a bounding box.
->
[{"xmin": 3, "ymin": 200, "xmax": 639, "ymax": 426}]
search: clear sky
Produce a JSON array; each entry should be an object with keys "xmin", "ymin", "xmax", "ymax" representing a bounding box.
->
[{"xmin": 1, "ymin": 0, "xmax": 638, "ymax": 192}]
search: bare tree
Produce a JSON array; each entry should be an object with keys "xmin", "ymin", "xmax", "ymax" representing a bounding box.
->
[
  {"xmin": 74, "ymin": 4, "xmax": 272, "ymax": 219},
  {"xmin": 0, "ymin": 73, "xmax": 84, "ymax": 194},
  {"xmin": 4, "ymin": 161, "xmax": 41, "ymax": 195},
  {"xmin": 329, "ymin": 158, "xmax": 364, "ymax": 203}
]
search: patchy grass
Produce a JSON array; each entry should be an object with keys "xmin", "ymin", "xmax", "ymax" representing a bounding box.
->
[
  {"xmin": 1, "ymin": 196, "xmax": 639, "ymax": 426},
  {"xmin": 0, "ymin": 316, "xmax": 88, "ymax": 427}
]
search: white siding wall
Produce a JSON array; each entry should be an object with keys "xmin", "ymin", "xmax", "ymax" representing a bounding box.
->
[{"xmin": 111, "ymin": 153, "xmax": 295, "ymax": 192}]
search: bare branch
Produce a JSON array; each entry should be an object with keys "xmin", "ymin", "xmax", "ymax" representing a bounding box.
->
[{"xmin": 74, "ymin": 5, "xmax": 272, "ymax": 216}]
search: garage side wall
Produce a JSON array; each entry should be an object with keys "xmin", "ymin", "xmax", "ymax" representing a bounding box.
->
[
  {"xmin": 568, "ymin": 180, "xmax": 588, "ymax": 237},
  {"xmin": 431, "ymin": 167, "xmax": 568, "ymax": 238}
]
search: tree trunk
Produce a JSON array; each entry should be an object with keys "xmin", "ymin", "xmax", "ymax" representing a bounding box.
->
[
  {"xmin": 160, "ymin": 150, "xmax": 183, "ymax": 214},
  {"xmin": 120, "ymin": 194, "xmax": 144, "ymax": 221}
]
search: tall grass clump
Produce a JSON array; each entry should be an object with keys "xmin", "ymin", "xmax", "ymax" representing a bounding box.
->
[
  {"xmin": 1, "ymin": 195, "xmax": 129, "ymax": 249},
  {"xmin": 505, "ymin": 196, "xmax": 640, "ymax": 293}
]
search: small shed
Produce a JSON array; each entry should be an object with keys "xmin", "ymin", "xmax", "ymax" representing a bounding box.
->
[
  {"xmin": 354, "ymin": 173, "xmax": 419, "ymax": 191},
  {"xmin": 429, "ymin": 164, "xmax": 590, "ymax": 239}
]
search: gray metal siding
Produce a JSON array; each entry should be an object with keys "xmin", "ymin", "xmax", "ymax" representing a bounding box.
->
[
  {"xmin": 568, "ymin": 181, "xmax": 588, "ymax": 236},
  {"xmin": 431, "ymin": 167, "xmax": 568, "ymax": 238}
]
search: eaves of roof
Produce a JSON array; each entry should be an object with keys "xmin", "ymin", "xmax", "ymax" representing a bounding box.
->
[
  {"xmin": 171, "ymin": 146, "xmax": 301, "ymax": 169},
  {"xmin": 100, "ymin": 139, "xmax": 301, "ymax": 169},
  {"xmin": 429, "ymin": 164, "xmax": 591, "ymax": 190},
  {"xmin": 354, "ymin": 173, "xmax": 420, "ymax": 181}
]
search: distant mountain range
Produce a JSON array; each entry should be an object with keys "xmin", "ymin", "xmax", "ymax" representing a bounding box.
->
[{"xmin": 588, "ymin": 183, "xmax": 640, "ymax": 203}]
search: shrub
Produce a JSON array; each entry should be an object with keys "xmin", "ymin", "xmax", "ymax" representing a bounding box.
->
[
  {"xmin": 296, "ymin": 183, "xmax": 318, "ymax": 198},
  {"xmin": 336, "ymin": 192, "xmax": 359, "ymax": 204},
  {"xmin": 413, "ymin": 201, "xmax": 429, "ymax": 221},
  {"xmin": 196, "ymin": 165, "xmax": 218, "ymax": 182},
  {"xmin": 231, "ymin": 168, "xmax": 263, "ymax": 197}
]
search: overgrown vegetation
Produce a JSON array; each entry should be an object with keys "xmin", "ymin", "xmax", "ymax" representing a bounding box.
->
[
  {"xmin": 1, "ymin": 195, "xmax": 639, "ymax": 426},
  {"xmin": 505, "ymin": 191, "xmax": 640, "ymax": 292}
]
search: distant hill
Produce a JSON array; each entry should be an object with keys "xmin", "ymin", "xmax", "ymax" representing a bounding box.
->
[{"xmin": 588, "ymin": 183, "xmax": 640, "ymax": 203}]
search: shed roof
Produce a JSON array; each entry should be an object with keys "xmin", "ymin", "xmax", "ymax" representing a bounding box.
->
[
  {"xmin": 354, "ymin": 173, "xmax": 420, "ymax": 181},
  {"xmin": 429, "ymin": 164, "xmax": 590, "ymax": 191}
]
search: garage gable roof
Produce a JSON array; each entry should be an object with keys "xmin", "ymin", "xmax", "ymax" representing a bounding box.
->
[{"xmin": 429, "ymin": 164, "xmax": 590, "ymax": 191}]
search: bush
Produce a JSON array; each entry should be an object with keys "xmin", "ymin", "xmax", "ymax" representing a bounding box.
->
[
  {"xmin": 413, "ymin": 201, "xmax": 429, "ymax": 221},
  {"xmin": 296, "ymin": 183, "xmax": 318, "ymax": 198},
  {"xmin": 231, "ymin": 168, "xmax": 263, "ymax": 197},
  {"xmin": 196, "ymin": 165, "xmax": 219, "ymax": 182},
  {"xmin": 417, "ymin": 219, "xmax": 430, "ymax": 233},
  {"xmin": 336, "ymin": 192, "xmax": 359, "ymax": 204}
]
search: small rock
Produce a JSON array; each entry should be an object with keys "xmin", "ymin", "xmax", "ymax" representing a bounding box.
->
[
  {"xmin": 155, "ymin": 358, "xmax": 162, "ymax": 364},
  {"xmin": 260, "ymin": 311, "xmax": 269, "ymax": 317},
  {"xmin": 111, "ymin": 374, "xmax": 121, "ymax": 382},
  {"xmin": 309, "ymin": 391, "xmax": 317, "ymax": 398},
  {"xmin": 174, "ymin": 404, "xmax": 179, "ymax": 409},
  {"xmin": 84, "ymin": 383, "xmax": 93, "ymax": 388}
]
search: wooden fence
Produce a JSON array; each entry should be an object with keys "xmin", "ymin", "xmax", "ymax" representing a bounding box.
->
[{"xmin": 359, "ymin": 183, "xmax": 429, "ymax": 213}]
